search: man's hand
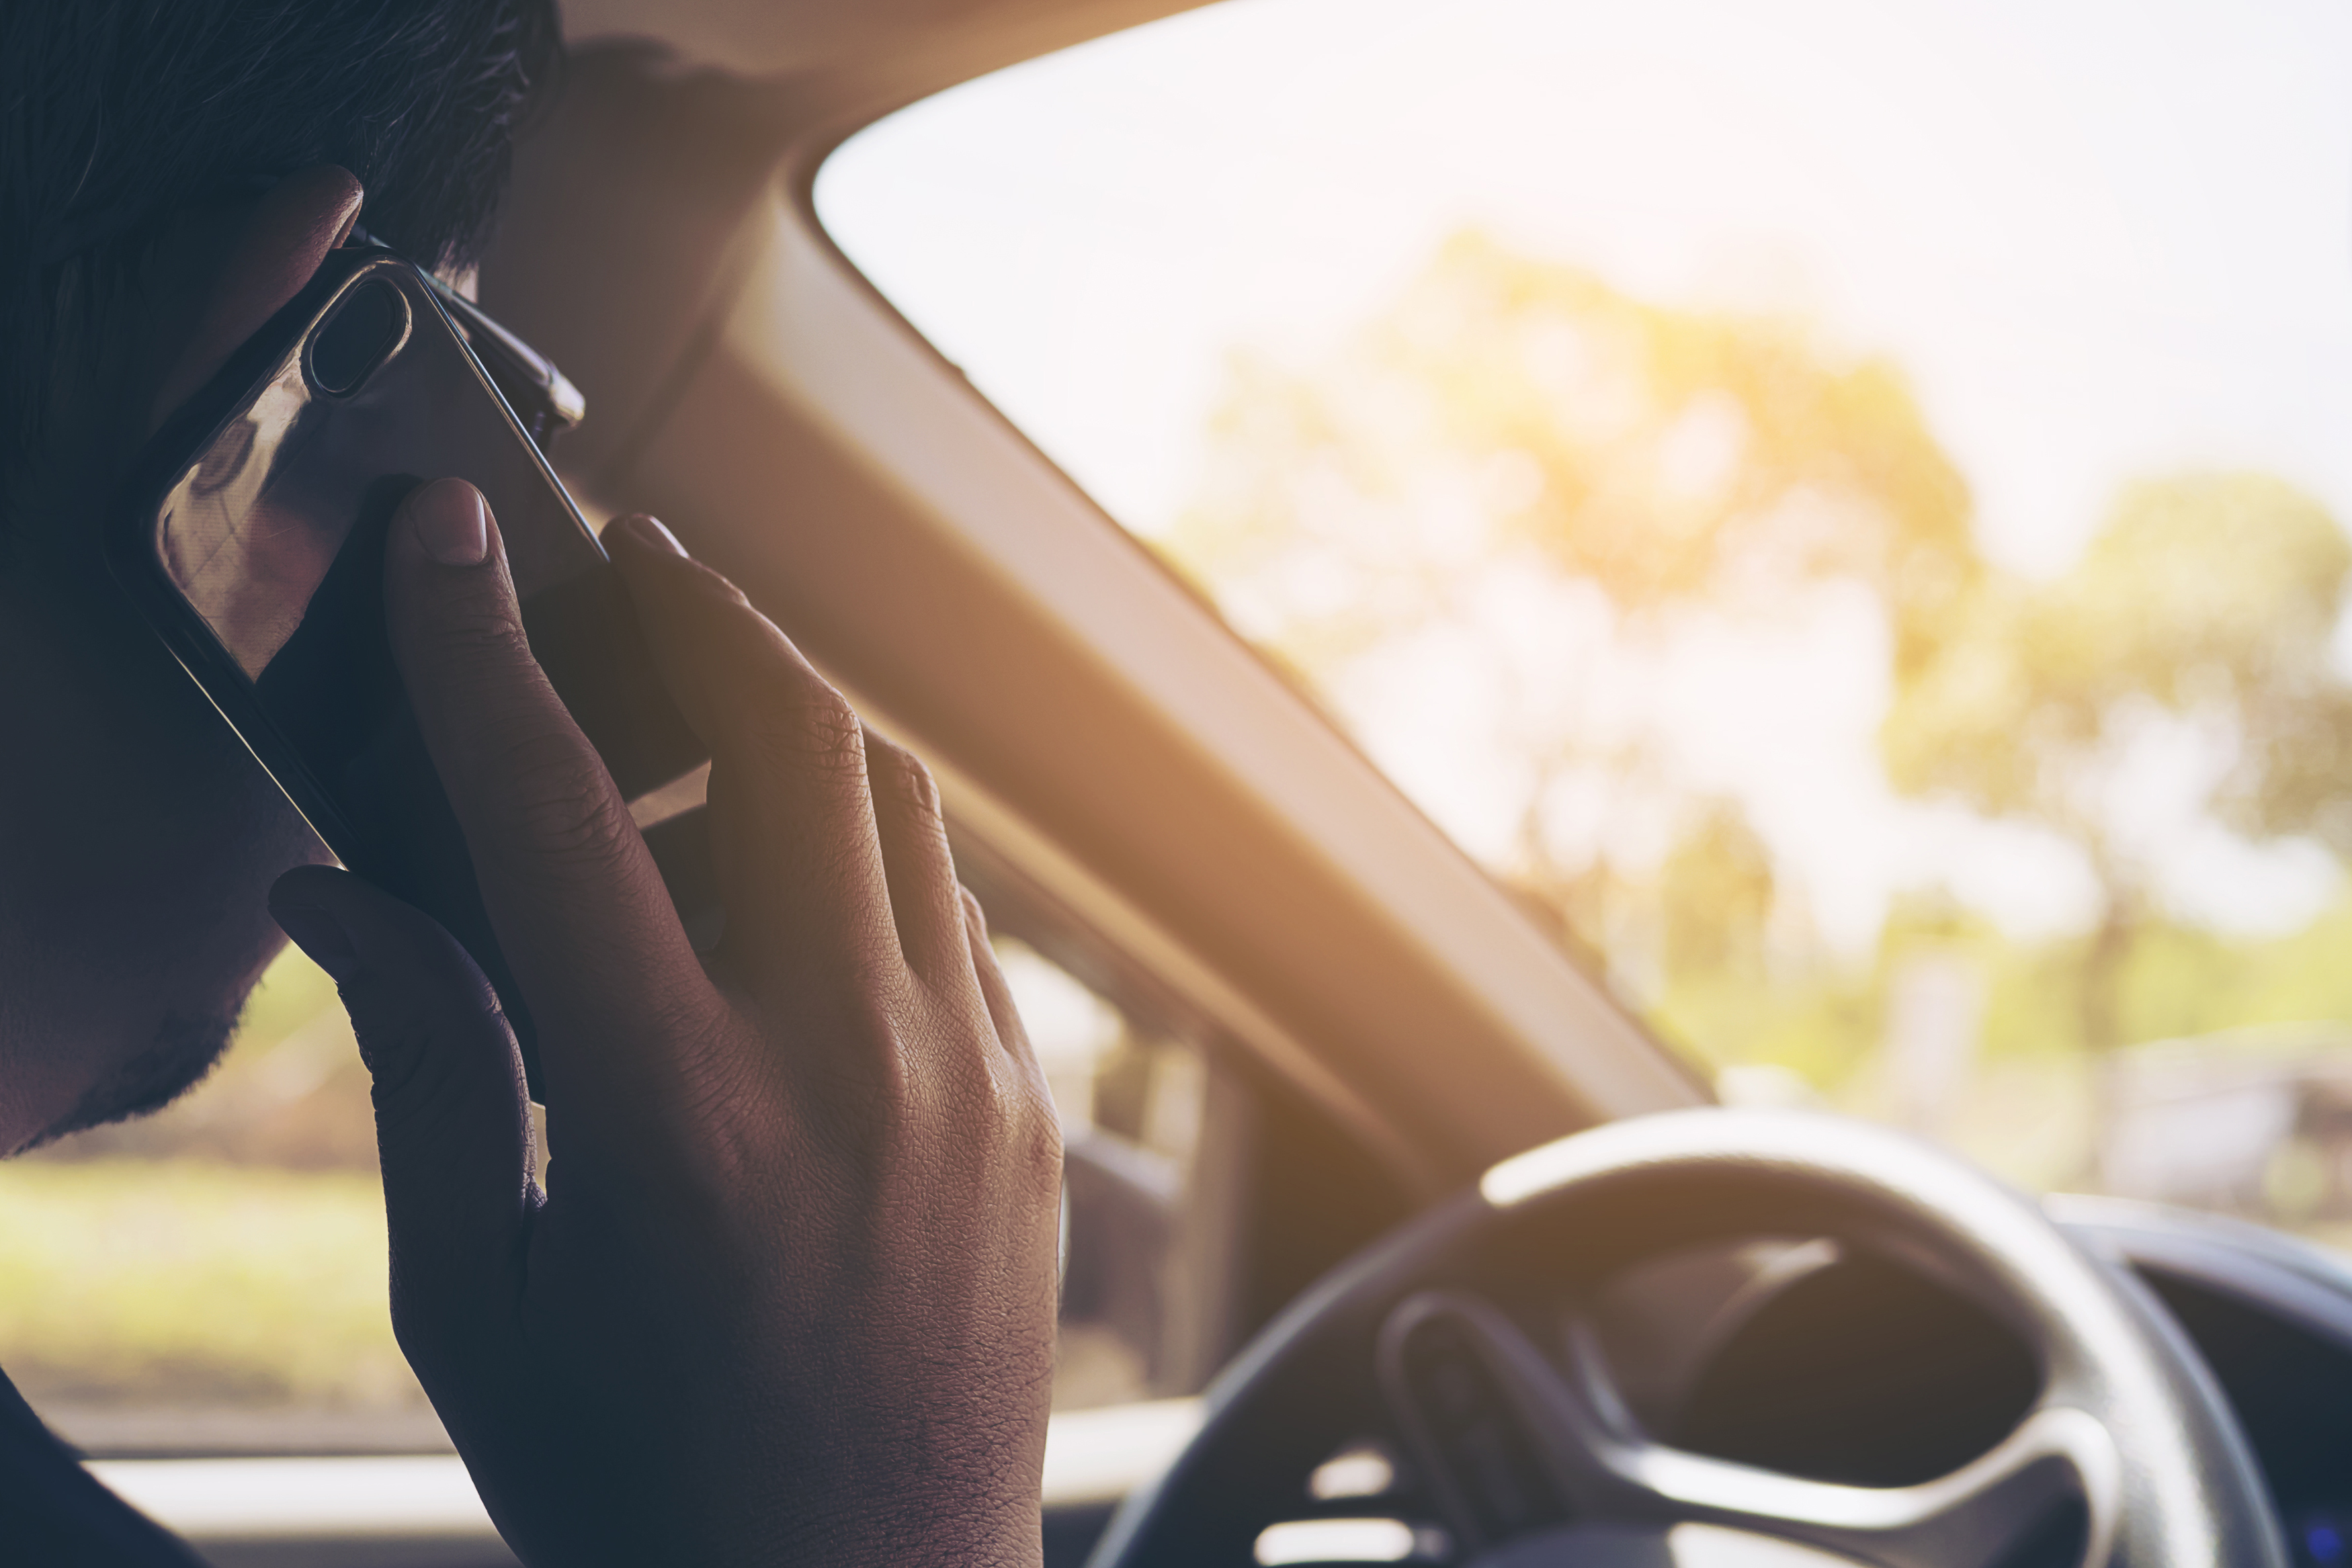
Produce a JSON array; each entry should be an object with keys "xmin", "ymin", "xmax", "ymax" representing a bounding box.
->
[{"xmin": 267, "ymin": 479, "xmax": 1062, "ymax": 1567}]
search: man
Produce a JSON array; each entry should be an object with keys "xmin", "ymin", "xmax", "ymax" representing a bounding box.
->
[{"xmin": 2, "ymin": 3, "xmax": 1063, "ymax": 1563}]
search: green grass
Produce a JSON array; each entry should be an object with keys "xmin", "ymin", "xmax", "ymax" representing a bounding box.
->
[{"xmin": 0, "ymin": 1158, "xmax": 416, "ymax": 1409}]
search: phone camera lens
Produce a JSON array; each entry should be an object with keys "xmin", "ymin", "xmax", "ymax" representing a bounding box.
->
[{"xmin": 310, "ymin": 279, "xmax": 407, "ymax": 396}]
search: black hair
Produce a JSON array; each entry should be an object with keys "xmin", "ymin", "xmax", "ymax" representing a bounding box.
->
[{"xmin": 1, "ymin": 0, "xmax": 561, "ymax": 542}]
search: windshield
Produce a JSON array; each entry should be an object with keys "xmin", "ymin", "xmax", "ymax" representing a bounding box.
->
[{"xmin": 818, "ymin": 0, "xmax": 2352, "ymax": 1239}]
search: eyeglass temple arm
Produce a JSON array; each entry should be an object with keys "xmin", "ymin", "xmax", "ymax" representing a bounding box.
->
[
  {"xmin": 347, "ymin": 224, "xmax": 586, "ymax": 437},
  {"xmin": 429, "ymin": 280, "xmax": 588, "ymax": 435}
]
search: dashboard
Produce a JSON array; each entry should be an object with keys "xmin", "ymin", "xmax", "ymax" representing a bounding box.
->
[{"xmin": 2054, "ymin": 1199, "xmax": 2352, "ymax": 1568}]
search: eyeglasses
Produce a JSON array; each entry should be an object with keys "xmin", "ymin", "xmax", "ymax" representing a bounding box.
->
[{"xmin": 350, "ymin": 224, "xmax": 585, "ymax": 447}]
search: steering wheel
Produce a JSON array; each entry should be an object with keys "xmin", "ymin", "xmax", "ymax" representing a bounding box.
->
[{"xmin": 1090, "ymin": 1109, "xmax": 2284, "ymax": 1568}]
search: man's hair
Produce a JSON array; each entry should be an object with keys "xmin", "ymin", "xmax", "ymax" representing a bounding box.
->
[{"xmin": 1, "ymin": 0, "xmax": 560, "ymax": 539}]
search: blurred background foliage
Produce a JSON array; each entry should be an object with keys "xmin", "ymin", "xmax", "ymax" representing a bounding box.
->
[
  {"xmin": 1176, "ymin": 233, "xmax": 1984, "ymax": 977},
  {"xmin": 1166, "ymin": 230, "xmax": 2352, "ymax": 1206},
  {"xmin": 0, "ymin": 951, "xmax": 427, "ymax": 1434},
  {"xmin": 1884, "ymin": 473, "xmax": 2352, "ymax": 1057}
]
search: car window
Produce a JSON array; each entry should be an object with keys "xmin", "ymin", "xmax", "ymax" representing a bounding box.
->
[
  {"xmin": 3, "ymin": 935, "xmax": 1206, "ymax": 1450},
  {"xmin": 0, "ymin": 949, "xmax": 429, "ymax": 1454},
  {"xmin": 816, "ymin": 0, "xmax": 2352, "ymax": 1246},
  {"xmin": 994, "ymin": 939, "xmax": 1219, "ymax": 1409}
]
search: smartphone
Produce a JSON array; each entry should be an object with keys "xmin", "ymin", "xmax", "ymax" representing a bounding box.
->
[{"xmin": 108, "ymin": 243, "xmax": 715, "ymax": 1096}]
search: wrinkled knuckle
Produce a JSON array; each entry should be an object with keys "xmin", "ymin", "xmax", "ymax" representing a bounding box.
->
[
  {"xmin": 659, "ymin": 1042, "xmax": 773, "ymax": 1188},
  {"xmin": 961, "ymin": 1043, "xmax": 1056, "ymax": 1168},
  {"xmin": 341, "ymin": 985, "xmax": 430, "ymax": 1092},
  {"xmin": 485, "ymin": 730, "xmax": 633, "ymax": 869},
  {"xmin": 1017, "ymin": 1077, "xmax": 1065, "ymax": 1181},
  {"xmin": 751, "ymin": 680, "xmax": 867, "ymax": 781},
  {"xmin": 880, "ymin": 743, "xmax": 943, "ymax": 822},
  {"xmin": 669, "ymin": 554, "xmax": 753, "ymax": 609},
  {"xmin": 345, "ymin": 971, "xmax": 491, "ymax": 1109},
  {"xmin": 414, "ymin": 582, "xmax": 529, "ymax": 663},
  {"xmin": 370, "ymin": 1033, "xmax": 473, "ymax": 1147}
]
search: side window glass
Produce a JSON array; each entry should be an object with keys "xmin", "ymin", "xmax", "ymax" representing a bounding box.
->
[
  {"xmin": 993, "ymin": 939, "xmax": 1227, "ymax": 1410},
  {"xmin": 0, "ymin": 932, "xmax": 1224, "ymax": 1442},
  {"xmin": 0, "ymin": 948, "xmax": 433, "ymax": 1453}
]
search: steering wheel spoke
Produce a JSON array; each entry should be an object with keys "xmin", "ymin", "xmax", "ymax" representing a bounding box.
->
[
  {"xmin": 1382, "ymin": 1291, "xmax": 2119, "ymax": 1567},
  {"xmin": 1612, "ymin": 1405, "xmax": 2117, "ymax": 1568}
]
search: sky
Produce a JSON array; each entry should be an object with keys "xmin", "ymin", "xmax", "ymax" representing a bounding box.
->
[{"xmin": 816, "ymin": 0, "xmax": 2352, "ymax": 952}]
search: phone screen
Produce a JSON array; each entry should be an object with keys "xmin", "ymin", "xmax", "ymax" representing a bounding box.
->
[{"xmin": 118, "ymin": 249, "xmax": 708, "ymax": 1087}]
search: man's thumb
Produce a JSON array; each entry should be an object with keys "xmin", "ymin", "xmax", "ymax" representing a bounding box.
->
[{"xmin": 269, "ymin": 865, "xmax": 534, "ymax": 1354}]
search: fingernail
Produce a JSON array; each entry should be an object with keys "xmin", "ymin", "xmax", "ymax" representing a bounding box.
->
[
  {"xmin": 273, "ymin": 902, "xmax": 358, "ymax": 984},
  {"xmin": 614, "ymin": 513, "xmax": 686, "ymax": 557},
  {"xmin": 410, "ymin": 479, "xmax": 489, "ymax": 567}
]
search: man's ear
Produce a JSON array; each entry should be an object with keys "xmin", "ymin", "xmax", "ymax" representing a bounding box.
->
[{"xmin": 145, "ymin": 165, "xmax": 365, "ymax": 435}]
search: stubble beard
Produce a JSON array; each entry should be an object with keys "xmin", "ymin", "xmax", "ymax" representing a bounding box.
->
[{"xmin": 24, "ymin": 1008, "xmax": 239, "ymax": 1151}]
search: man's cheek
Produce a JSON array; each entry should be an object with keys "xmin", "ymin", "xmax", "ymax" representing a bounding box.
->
[{"xmin": 0, "ymin": 578, "xmax": 323, "ymax": 1043}]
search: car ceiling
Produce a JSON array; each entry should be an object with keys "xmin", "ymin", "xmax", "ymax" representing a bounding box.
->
[{"xmin": 560, "ymin": 0, "xmax": 1207, "ymax": 97}]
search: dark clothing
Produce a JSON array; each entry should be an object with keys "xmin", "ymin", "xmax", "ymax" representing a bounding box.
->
[{"xmin": 0, "ymin": 1367, "xmax": 200, "ymax": 1564}]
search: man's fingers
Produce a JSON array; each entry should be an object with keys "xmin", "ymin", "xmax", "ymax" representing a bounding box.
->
[
  {"xmin": 605, "ymin": 516, "xmax": 900, "ymax": 992},
  {"xmin": 962, "ymin": 888, "xmax": 1034, "ymax": 1063},
  {"xmin": 268, "ymin": 864, "xmax": 532, "ymax": 1378},
  {"xmin": 381, "ymin": 480, "xmax": 705, "ymax": 1106},
  {"xmin": 863, "ymin": 730, "xmax": 972, "ymax": 988}
]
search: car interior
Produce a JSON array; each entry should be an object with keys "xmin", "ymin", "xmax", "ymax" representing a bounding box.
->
[{"xmin": 36, "ymin": 1, "xmax": 2352, "ymax": 1565}]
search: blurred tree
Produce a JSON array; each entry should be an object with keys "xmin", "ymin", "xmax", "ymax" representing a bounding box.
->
[
  {"xmin": 1660, "ymin": 800, "xmax": 1777, "ymax": 986},
  {"xmin": 1882, "ymin": 472, "xmax": 2352, "ymax": 1057},
  {"xmin": 1178, "ymin": 232, "xmax": 1976, "ymax": 670},
  {"xmin": 1170, "ymin": 230, "xmax": 1978, "ymax": 969}
]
